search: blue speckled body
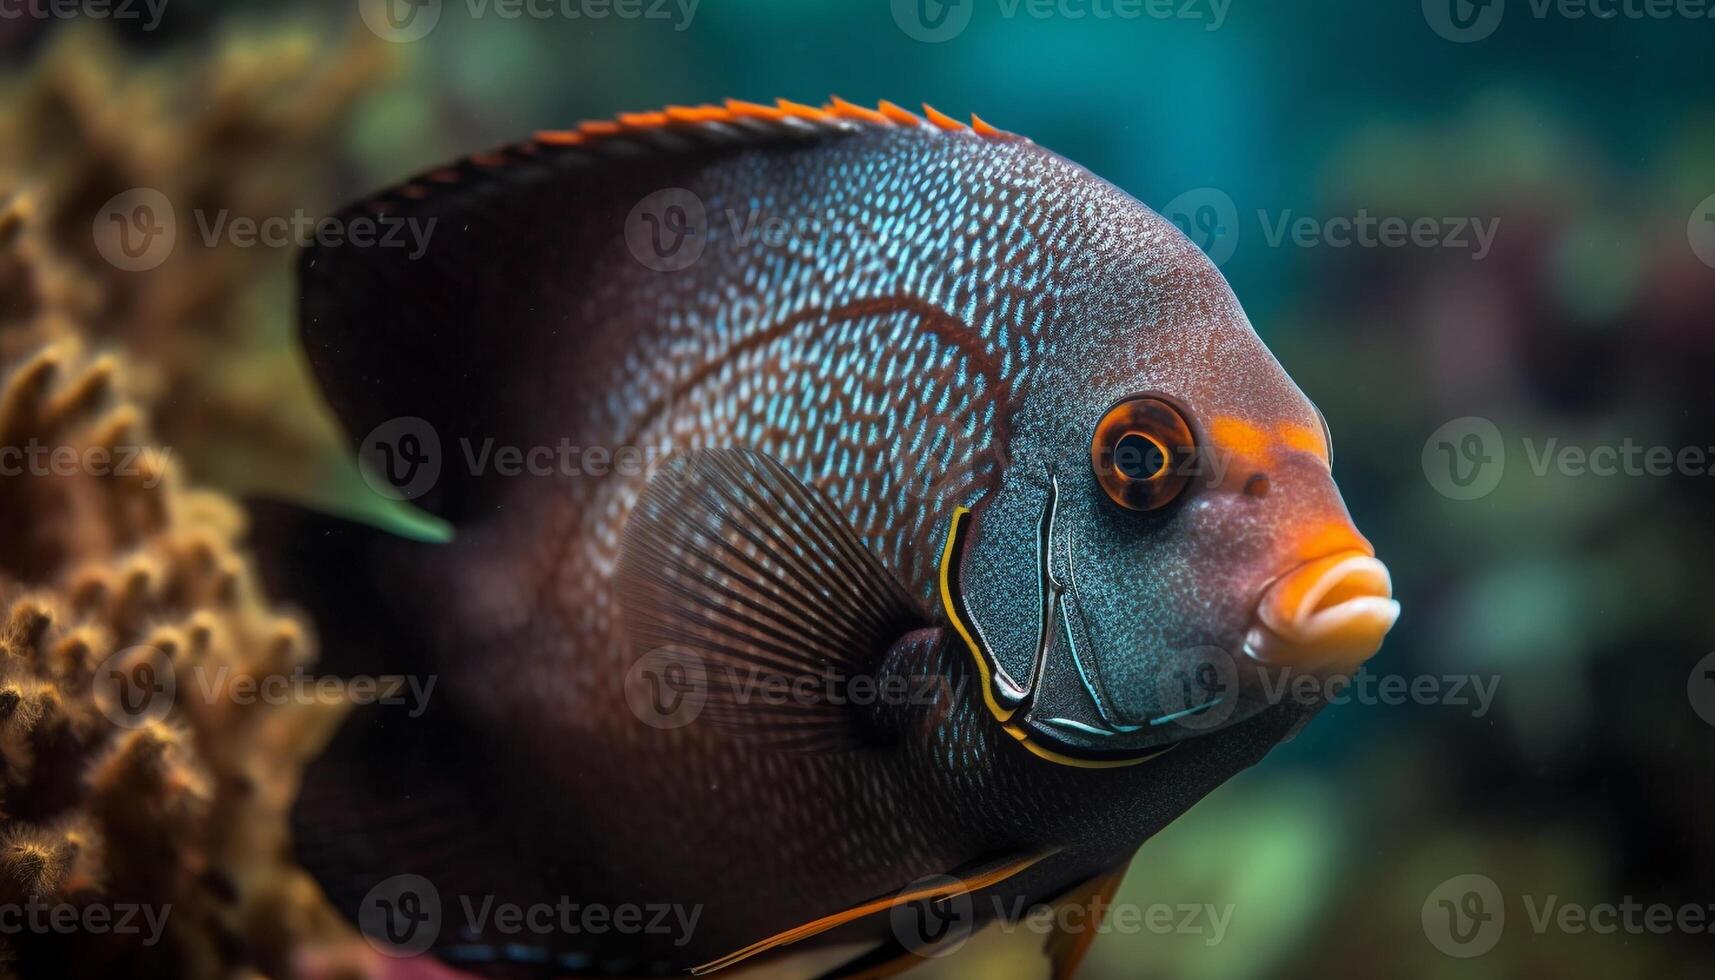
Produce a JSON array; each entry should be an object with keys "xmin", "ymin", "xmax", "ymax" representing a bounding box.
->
[{"xmin": 290, "ymin": 107, "xmax": 1344, "ymax": 976}]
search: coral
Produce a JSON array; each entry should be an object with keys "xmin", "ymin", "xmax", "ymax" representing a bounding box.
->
[
  {"xmin": 0, "ymin": 23, "xmax": 388, "ymax": 505},
  {"xmin": 0, "ymin": 191, "xmax": 354, "ymax": 978}
]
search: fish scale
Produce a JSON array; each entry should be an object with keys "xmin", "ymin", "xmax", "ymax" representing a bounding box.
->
[{"xmin": 273, "ymin": 98, "xmax": 1394, "ymax": 978}]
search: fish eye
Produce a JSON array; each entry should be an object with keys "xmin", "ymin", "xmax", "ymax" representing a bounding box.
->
[{"xmin": 1091, "ymin": 396, "xmax": 1196, "ymax": 511}]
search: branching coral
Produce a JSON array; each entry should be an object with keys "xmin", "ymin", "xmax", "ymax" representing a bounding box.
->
[
  {"xmin": 0, "ymin": 23, "xmax": 388, "ymax": 505},
  {"xmin": 0, "ymin": 185, "xmax": 355, "ymax": 978}
]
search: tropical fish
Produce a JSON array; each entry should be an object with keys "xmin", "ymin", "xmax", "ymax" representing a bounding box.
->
[{"xmin": 265, "ymin": 97, "xmax": 1400, "ymax": 979}]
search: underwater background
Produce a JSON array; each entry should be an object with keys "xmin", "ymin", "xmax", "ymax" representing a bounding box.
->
[{"xmin": 2, "ymin": 0, "xmax": 1712, "ymax": 976}]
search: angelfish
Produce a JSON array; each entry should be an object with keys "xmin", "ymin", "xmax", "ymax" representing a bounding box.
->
[{"xmin": 269, "ymin": 97, "xmax": 1400, "ymax": 979}]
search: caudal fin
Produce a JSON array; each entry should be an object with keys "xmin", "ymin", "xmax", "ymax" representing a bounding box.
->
[{"xmin": 247, "ymin": 502, "xmax": 541, "ymax": 954}]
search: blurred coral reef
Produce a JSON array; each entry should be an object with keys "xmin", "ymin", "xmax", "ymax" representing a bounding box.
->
[
  {"xmin": 0, "ymin": 24, "xmax": 386, "ymax": 508},
  {"xmin": 0, "ymin": 24, "xmax": 393, "ymax": 980},
  {"xmin": 0, "ymin": 189, "xmax": 355, "ymax": 977}
]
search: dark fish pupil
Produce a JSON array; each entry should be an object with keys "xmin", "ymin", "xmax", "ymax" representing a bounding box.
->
[{"xmin": 1115, "ymin": 433, "xmax": 1166, "ymax": 480}]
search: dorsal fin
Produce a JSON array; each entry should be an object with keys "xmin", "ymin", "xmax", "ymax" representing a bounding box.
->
[
  {"xmin": 298, "ymin": 98, "xmax": 1024, "ymax": 522},
  {"xmin": 353, "ymin": 98, "xmax": 1022, "ymax": 219}
]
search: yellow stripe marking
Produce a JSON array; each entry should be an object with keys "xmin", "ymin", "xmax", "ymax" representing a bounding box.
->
[{"xmin": 937, "ymin": 508, "xmax": 1177, "ymax": 770}]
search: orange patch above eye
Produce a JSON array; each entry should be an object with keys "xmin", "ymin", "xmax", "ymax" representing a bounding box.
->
[
  {"xmin": 1279, "ymin": 422, "xmax": 1330, "ymax": 463},
  {"xmin": 1209, "ymin": 416, "xmax": 1330, "ymax": 470},
  {"xmin": 1207, "ymin": 417, "xmax": 1273, "ymax": 464}
]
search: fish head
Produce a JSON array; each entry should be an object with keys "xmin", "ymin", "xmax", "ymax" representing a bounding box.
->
[{"xmin": 943, "ymin": 184, "xmax": 1399, "ymax": 766}]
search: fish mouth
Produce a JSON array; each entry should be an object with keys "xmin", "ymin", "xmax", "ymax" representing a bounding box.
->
[{"xmin": 1244, "ymin": 550, "xmax": 1399, "ymax": 671}]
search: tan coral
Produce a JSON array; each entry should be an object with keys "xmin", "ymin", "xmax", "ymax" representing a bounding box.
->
[
  {"xmin": 0, "ymin": 190, "xmax": 355, "ymax": 978},
  {"xmin": 0, "ymin": 24, "xmax": 388, "ymax": 508}
]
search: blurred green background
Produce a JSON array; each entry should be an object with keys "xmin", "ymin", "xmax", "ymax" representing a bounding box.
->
[{"xmin": 6, "ymin": 0, "xmax": 1712, "ymax": 976}]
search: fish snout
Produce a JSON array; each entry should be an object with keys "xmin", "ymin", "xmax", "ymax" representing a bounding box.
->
[{"xmin": 1244, "ymin": 550, "xmax": 1399, "ymax": 671}]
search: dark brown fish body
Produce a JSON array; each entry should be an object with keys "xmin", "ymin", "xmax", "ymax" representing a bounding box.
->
[{"xmin": 274, "ymin": 99, "xmax": 1396, "ymax": 977}]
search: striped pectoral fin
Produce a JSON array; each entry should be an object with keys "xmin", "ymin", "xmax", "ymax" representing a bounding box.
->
[
  {"xmin": 1043, "ymin": 854, "xmax": 1136, "ymax": 980},
  {"xmin": 692, "ymin": 847, "xmax": 1062, "ymax": 976},
  {"xmin": 617, "ymin": 448, "xmax": 932, "ymax": 751}
]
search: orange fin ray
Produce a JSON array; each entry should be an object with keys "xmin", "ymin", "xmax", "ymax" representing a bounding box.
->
[
  {"xmin": 368, "ymin": 98, "xmax": 1020, "ymax": 218},
  {"xmin": 690, "ymin": 847, "xmax": 1061, "ymax": 976},
  {"xmin": 532, "ymin": 96, "xmax": 1018, "ymax": 150}
]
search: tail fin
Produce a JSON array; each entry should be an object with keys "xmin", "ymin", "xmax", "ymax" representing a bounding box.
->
[{"xmin": 247, "ymin": 502, "xmax": 539, "ymax": 947}]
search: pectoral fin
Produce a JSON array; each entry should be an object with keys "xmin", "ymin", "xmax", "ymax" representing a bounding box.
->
[
  {"xmin": 691, "ymin": 847, "xmax": 1061, "ymax": 976},
  {"xmin": 1043, "ymin": 855, "xmax": 1134, "ymax": 980},
  {"xmin": 617, "ymin": 448, "xmax": 928, "ymax": 751}
]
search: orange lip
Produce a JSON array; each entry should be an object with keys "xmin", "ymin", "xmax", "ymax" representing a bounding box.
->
[{"xmin": 1244, "ymin": 550, "xmax": 1400, "ymax": 670}]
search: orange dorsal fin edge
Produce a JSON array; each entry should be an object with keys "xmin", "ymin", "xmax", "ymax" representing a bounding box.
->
[
  {"xmin": 354, "ymin": 99, "xmax": 1025, "ymax": 217},
  {"xmin": 534, "ymin": 96, "xmax": 1023, "ymax": 149}
]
